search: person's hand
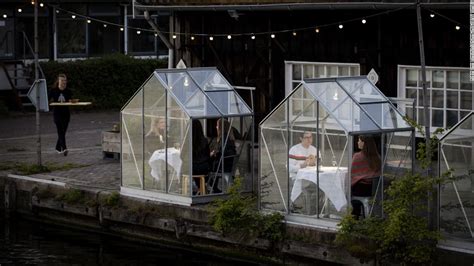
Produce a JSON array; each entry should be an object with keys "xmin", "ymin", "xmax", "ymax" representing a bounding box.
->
[{"xmin": 307, "ymin": 154, "xmax": 316, "ymax": 166}]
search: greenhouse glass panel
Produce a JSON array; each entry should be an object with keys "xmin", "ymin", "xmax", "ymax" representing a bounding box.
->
[
  {"xmin": 439, "ymin": 113, "xmax": 474, "ymax": 242},
  {"xmin": 143, "ymin": 77, "xmax": 167, "ymax": 192},
  {"xmin": 337, "ymin": 78, "xmax": 386, "ymax": 103},
  {"xmin": 206, "ymin": 91, "xmax": 252, "ymax": 116},
  {"xmin": 260, "ymin": 101, "xmax": 289, "ymax": 213},
  {"xmin": 121, "ymin": 89, "xmax": 143, "ymax": 189},
  {"xmin": 188, "ymin": 69, "xmax": 232, "ymax": 91}
]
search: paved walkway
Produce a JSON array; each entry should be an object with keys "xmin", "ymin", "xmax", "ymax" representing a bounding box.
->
[{"xmin": 0, "ymin": 111, "xmax": 121, "ymax": 191}]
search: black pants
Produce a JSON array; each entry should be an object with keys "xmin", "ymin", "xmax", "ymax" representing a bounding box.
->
[{"xmin": 54, "ymin": 112, "xmax": 70, "ymax": 152}]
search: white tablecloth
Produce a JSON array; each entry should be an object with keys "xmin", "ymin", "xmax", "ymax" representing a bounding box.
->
[
  {"xmin": 290, "ymin": 166, "xmax": 348, "ymax": 211},
  {"xmin": 148, "ymin": 148, "xmax": 182, "ymax": 180}
]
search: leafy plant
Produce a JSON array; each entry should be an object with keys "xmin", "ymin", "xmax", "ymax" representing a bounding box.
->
[
  {"xmin": 102, "ymin": 191, "xmax": 120, "ymax": 207},
  {"xmin": 336, "ymin": 118, "xmax": 450, "ymax": 264},
  {"xmin": 209, "ymin": 177, "xmax": 285, "ymax": 243}
]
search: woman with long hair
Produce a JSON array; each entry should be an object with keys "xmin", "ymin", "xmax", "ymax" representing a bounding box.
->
[
  {"xmin": 49, "ymin": 73, "xmax": 72, "ymax": 156},
  {"xmin": 351, "ymin": 135, "xmax": 381, "ymax": 217}
]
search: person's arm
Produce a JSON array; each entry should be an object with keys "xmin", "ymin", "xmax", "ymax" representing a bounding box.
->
[{"xmin": 289, "ymin": 145, "xmax": 306, "ymax": 173}]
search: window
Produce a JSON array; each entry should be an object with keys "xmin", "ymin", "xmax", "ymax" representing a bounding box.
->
[
  {"xmin": 89, "ymin": 16, "xmax": 121, "ymax": 55},
  {"xmin": 127, "ymin": 17, "xmax": 156, "ymax": 55},
  {"xmin": 398, "ymin": 65, "xmax": 473, "ymax": 132},
  {"xmin": 285, "ymin": 61, "xmax": 360, "ymax": 122}
]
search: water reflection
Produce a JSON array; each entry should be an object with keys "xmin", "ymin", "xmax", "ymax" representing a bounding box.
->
[{"xmin": 0, "ymin": 217, "xmax": 257, "ymax": 265}]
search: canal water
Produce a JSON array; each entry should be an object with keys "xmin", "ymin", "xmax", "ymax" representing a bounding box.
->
[{"xmin": 0, "ymin": 217, "xmax": 259, "ymax": 265}]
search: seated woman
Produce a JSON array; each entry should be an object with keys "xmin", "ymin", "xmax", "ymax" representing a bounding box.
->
[
  {"xmin": 145, "ymin": 117, "xmax": 166, "ymax": 155},
  {"xmin": 209, "ymin": 118, "xmax": 237, "ymax": 192},
  {"xmin": 351, "ymin": 135, "xmax": 381, "ymax": 218}
]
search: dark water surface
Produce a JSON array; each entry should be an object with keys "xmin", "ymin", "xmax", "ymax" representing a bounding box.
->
[{"xmin": 0, "ymin": 217, "xmax": 260, "ymax": 265}]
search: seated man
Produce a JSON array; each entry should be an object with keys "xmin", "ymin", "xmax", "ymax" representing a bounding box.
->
[{"xmin": 289, "ymin": 131, "xmax": 322, "ymax": 215}]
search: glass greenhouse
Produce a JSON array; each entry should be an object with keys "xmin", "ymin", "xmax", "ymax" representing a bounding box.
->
[
  {"xmin": 259, "ymin": 76, "xmax": 415, "ymax": 227},
  {"xmin": 121, "ymin": 67, "xmax": 254, "ymax": 205},
  {"xmin": 439, "ymin": 112, "xmax": 474, "ymax": 249}
]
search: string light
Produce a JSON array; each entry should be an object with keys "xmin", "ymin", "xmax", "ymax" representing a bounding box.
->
[
  {"xmin": 103, "ymin": 24, "xmax": 107, "ymax": 28},
  {"xmin": 40, "ymin": 3, "xmax": 44, "ymax": 7},
  {"xmin": 2, "ymin": 14, "xmax": 7, "ymax": 19},
  {"xmin": 17, "ymin": 8, "xmax": 22, "ymax": 13},
  {"xmin": 154, "ymin": 33, "xmax": 158, "ymax": 37},
  {"xmin": 27, "ymin": 3, "xmax": 463, "ymax": 42}
]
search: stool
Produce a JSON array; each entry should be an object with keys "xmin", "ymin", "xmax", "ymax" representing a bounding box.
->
[{"xmin": 182, "ymin": 175, "xmax": 206, "ymax": 195}]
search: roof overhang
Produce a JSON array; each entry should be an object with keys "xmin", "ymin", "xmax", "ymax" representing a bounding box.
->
[{"xmin": 133, "ymin": 1, "xmax": 468, "ymax": 12}]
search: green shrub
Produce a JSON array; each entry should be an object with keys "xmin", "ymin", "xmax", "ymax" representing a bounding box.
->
[
  {"xmin": 40, "ymin": 54, "xmax": 167, "ymax": 109},
  {"xmin": 209, "ymin": 177, "xmax": 285, "ymax": 243},
  {"xmin": 102, "ymin": 191, "xmax": 120, "ymax": 207}
]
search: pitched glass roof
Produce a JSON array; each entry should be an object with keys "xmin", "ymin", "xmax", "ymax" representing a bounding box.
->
[
  {"xmin": 152, "ymin": 67, "xmax": 252, "ymax": 118},
  {"xmin": 299, "ymin": 76, "xmax": 412, "ymax": 133}
]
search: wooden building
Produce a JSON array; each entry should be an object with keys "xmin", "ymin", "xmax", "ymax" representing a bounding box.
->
[{"xmin": 135, "ymin": 0, "xmax": 469, "ymax": 123}]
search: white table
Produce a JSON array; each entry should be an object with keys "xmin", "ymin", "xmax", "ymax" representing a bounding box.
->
[
  {"xmin": 290, "ymin": 166, "xmax": 348, "ymax": 211},
  {"xmin": 148, "ymin": 148, "xmax": 182, "ymax": 181}
]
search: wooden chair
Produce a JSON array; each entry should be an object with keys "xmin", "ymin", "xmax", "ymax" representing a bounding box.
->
[{"xmin": 182, "ymin": 175, "xmax": 206, "ymax": 195}]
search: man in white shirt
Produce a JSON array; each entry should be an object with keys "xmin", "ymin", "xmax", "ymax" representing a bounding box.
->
[
  {"xmin": 289, "ymin": 131, "xmax": 321, "ymax": 215},
  {"xmin": 289, "ymin": 131, "xmax": 319, "ymax": 176}
]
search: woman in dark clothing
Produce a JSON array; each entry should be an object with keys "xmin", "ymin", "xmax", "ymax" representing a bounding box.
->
[
  {"xmin": 210, "ymin": 118, "xmax": 236, "ymax": 173},
  {"xmin": 49, "ymin": 73, "xmax": 72, "ymax": 156},
  {"xmin": 181, "ymin": 119, "xmax": 210, "ymax": 175}
]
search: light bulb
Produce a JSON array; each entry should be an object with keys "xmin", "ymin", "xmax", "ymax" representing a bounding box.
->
[
  {"xmin": 315, "ymin": 28, "xmax": 320, "ymax": 33},
  {"xmin": 154, "ymin": 33, "xmax": 158, "ymax": 37},
  {"xmin": 430, "ymin": 14, "xmax": 435, "ymax": 18},
  {"xmin": 103, "ymin": 24, "xmax": 107, "ymax": 28},
  {"xmin": 271, "ymin": 34, "xmax": 275, "ymax": 38},
  {"xmin": 292, "ymin": 31, "xmax": 297, "ymax": 36},
  {"xmin": 190, "ymin": 36, "xmax": 195, "ymax": 40},
  {"xmin": 71, "ymin": 15, "xmax": 76, "ymax": 19},
  {"xmin": 227, "ymin": 35, "xmax": 232, "ymax": 39},
  {"xmin": 137, "ymin": 30, "xmax": 141, "ymax": 34},
  {"xmin": 31, "ymin": 1, "xmax": 34, "ymax": 5},
  {"xmin": 251, "ymin": 35, "xmax": 255, "ymax": 40},
  {"xmin": 18, "ymin": 8, "xmax": 22, "ymax": 13},
  {"xmin": 172, "ymin": 35, "xmax": 176, "ymax": 39},
  {"xmin": 338, "ymin": 24, "xmax": 343, "ymax": 29},
  {"xmin": 455, "ymin": 25, "xmax": 460, "ymax": 30},
  {"xmin": 362, "ymin": 19, "xmax": 366, "ymax": 24},
  {"xmin": 40, "ymin": 3, "xmax": 44, "ymax": 7},
  {"xmin": 120, "ymin": 27, "xmax": 124, "ymax": 31},
  {"xmin": 209, "ymin": 36, "xmax": 214, "ymax": 41},
  {"xmin": 87, "ymin": 19, "xmax": 91, "ymax": 23},
  {"xmin": 56, "ymin": 9, "xmax": 59, "ymax": 14}
]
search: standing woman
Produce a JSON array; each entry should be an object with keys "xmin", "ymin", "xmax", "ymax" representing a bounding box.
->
[{"xmin": 49, "ymin": 74, "xmax": 72, "ymax": 156}]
